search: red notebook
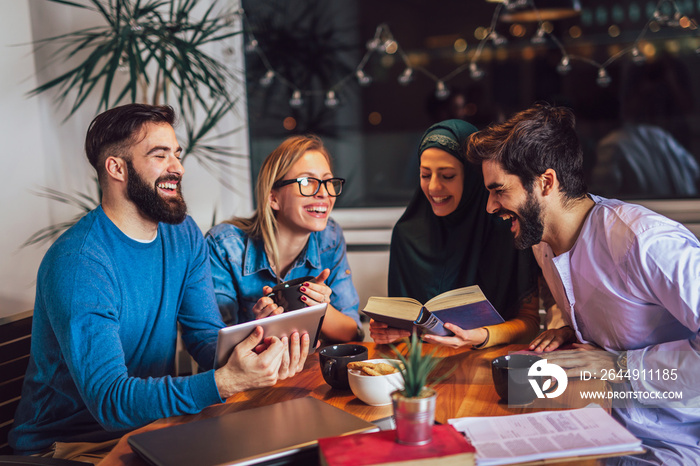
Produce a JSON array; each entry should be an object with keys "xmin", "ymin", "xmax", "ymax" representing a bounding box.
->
[{"xmin": 318, "ymin": 425, "xmax": 476, "ymax": 466}]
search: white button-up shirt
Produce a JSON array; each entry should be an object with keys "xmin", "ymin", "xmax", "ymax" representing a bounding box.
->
[{"xmin": 533, "ymin": 195, "xmax": 700, "ymax": 464}]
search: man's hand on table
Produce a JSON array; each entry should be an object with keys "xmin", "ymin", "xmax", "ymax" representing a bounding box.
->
[
  {"xmin": 522, "ymin": 343, "xmax": 621, "ymax": 382},
  {"xmin": 529, "ymin": 326, "xmax": 576, "ymax": 352},
  {"xmin": 214, "ymin": 326, "xmax": 310, "ymax": 399}
]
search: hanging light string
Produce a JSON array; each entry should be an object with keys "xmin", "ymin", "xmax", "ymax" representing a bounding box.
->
[
  {"xmin": 472, "ymin": 0, "xmax": 697, "ymax": 87},
  {"xmin": 498, "ymin": 0, "xmax": 696, "ymax": 87},
  {"xmin": 238, "ymin": 0, "xmax": 698, "ymax": 109}
]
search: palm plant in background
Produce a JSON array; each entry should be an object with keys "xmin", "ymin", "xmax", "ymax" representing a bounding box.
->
[{"xmin": 24, "ymin": 0, "xmax": 247, "ymax": 246}]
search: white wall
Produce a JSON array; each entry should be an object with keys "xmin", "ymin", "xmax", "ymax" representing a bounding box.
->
[
  {"xmin": 0, "ymin": 1, "xmax": 49, "ymax": 318},
  {"xmin": 0, "ymin": 1, "xmax": 251, "ymax": 320},
  {"xmin": 333, "ymin": 208, "xmax": 403, "ymax": 310}
]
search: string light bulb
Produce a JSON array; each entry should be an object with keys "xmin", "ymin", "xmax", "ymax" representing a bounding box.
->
[
  {"xmin": 505, "ymin": 0, "xmax": 528, "ymax": 11},
  {"xmin": 245, "ymin": 39, "xmax": 258, "ymax": 53},
  {"xmin": 238, "ymin": 2, "xmax": 698, "ymax": 111},
  {"xmin": 366, "ymin": 37, "xmax": 381, "ymax": 51},
  {"xmin": 382, "ymin": 39, "xmax": 398, "ymax": 54},
  {"xmin": 435, "ymin": 81, "xmax": 450, "ymax": 100},
  {"xmin": 324, "ymin": 90, "xmax": 339, "ymax": 108},
  {"xmin": 469, "ymin": 62, "xmax": 485, "ymax": 80},
  {"xmin": 490, "ymin": 31, "xmax": 508, "ymax": 47},
  {"xmin": 631, "ymin": 47, "xmax": 646, "ymax": 65},
  {"xmin": 655, "ymin": 9, "xmax": 682, "ymax": 27},
  {"xmin": 259, "ymin": 70, "xmax": 275, "ymax": 87},
  {"xmin": 289, "ymin": 90, "xmax": 304, "ymax": 108},
  {"xmin": 669, "ymin": 11, "xmax": 682, "ymax": 27},
  {"xmin": 556, "ymin": 56, "xmax": 572, "ymax": 75},
  {"xmin": 398, "ymin": 68, "xmax": 414, "ymax": 85},
  {"xmin": 653, "ymin": 8, "xmax": 678, "ymax": 26},
  {"xmin": 596, "ymin": 68, "xmax": 611, "ymax": 87},
  {"xmin": 356, "ymin": 69, "xmax": 373, "ymax": 86},
  {"xmin": 531, "ymin": 26, "xmax": 547, "ymax": 45}
]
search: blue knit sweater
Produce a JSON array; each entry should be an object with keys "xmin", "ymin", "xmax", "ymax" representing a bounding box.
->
[{"xmin": 10, "ymin": 207, "xmax": 225, "ymax": 454}]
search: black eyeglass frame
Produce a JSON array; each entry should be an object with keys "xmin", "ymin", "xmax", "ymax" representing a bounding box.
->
[{"xmin": 273, "ymin": 177, "xmax": 346, "ymax": 197}]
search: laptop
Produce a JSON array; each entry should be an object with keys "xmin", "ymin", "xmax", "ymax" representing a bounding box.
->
[{"xmin": 128, "ymin": 397, "xmax": 376, "ymax": 466}]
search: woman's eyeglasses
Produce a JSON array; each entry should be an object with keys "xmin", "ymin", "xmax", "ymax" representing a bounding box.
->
[{"xmin": 273, "ymin": 177, "xmax": 345, "ymax": 197}]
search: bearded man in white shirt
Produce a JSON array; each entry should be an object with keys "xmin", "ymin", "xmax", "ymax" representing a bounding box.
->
[{"xmin": 466, "ymin": 104, "xmax": 699, "ymax": 466}]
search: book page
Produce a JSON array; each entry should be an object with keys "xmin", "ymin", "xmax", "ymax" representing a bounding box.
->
[
  {"xmin": 363, "ymin": 296, "xmax": 423, "ymax": 320},
  {"xmin": 448, "ymin": 405, "xmax": 642, "ymax": 466},
  {"xmin": 426, "ymin": 285, "xmax": 487, "ymax": 311}
]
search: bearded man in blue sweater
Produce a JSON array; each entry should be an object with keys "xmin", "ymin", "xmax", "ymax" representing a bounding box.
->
[{"xmin": 9, "ymin": 104, "xmax": 310, "ymax": 461}]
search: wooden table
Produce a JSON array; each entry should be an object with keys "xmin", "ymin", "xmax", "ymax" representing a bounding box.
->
[{"xmin": 100, "ymin": 342, "xmax": 609, "ymax": 466}]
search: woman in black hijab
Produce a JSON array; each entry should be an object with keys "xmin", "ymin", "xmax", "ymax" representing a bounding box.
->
[{"xmin": 369, "ymin": 120, "xmax": 540, "ymax": 348}]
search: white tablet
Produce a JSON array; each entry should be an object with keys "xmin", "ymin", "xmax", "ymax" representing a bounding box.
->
[{"xmin": 214, "ymin": 303, "xmax": 327, "ymax": 368}]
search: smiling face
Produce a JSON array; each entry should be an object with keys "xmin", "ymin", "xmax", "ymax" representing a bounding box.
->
[
  {"xmin": 124, "ymin": 122, "xmax": 187, "ymax": 224},
  {"xmin": 482, "ymin": 160, "xmax": 545, "ymax": 249},
  {"xmin": 419, "ymin": 147, "xmax": 464, "ymax": 217},
  {"xmin": 270, "ymin": 150, "xmax": 336, "ymax": 235}
]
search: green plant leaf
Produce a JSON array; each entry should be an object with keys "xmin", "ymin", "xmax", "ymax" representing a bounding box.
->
[
  {"xmin": 22, "ymin": 184, "xmax": 100, "ymax": 248},
  {"xmin": 182, "ymin": 99, "xmax": 247, "ymax": 194},
  {"xmin": 30, "ymin": 0, "xmax": 240, "ymax": 118},
  {"xmin": 44, "ymin": 0, "xmax": 95, "ymax": 9},
  {"xmin": 25, "ymin": 0, "xmax": 245, "ymax": 248},
  {"xmin": 387, "ymin": 330, "xmax": 447, "ymax": 398}
]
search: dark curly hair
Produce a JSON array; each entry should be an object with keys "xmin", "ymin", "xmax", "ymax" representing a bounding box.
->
[
  {"xmin": 85, "ymin": 104, "xmax": 176, "ymax": 181},
  {"xmin": 466, "ymin": 104, "xmax": 587, "ymax": 201}
]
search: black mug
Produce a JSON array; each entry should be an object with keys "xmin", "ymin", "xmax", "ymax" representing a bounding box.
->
[
  {"xmin": 491, "ymin": 354, "xmax": 547, "ymax": 406},
  {"xmin": 319, "ymin": 344, "xmax": 368, "ymax": 389},
  {"xmin": 267, "ymin": 275, "xmax": 315, "ymax": 312}
]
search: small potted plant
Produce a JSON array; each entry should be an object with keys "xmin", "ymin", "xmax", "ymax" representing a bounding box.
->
[{"xmin": 388, "ymin": 330, "xmax": 446, "ymax": 445}]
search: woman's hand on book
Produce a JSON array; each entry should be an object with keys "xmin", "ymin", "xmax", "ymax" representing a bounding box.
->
[
  {"xmin": 368, "ymin": 319, "xmax": 411, "ymax": 344},
  {"xmin": 422, "ymin": 323, "xmax": 488, "ymax": 348}
]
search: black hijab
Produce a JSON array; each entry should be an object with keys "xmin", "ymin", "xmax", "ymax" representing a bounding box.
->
[{"xmin": 387, "ymin": 120, "xmax": 538, "ymax": 320}]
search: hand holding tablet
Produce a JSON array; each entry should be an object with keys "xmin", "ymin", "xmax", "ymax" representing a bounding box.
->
[{"xmin": 214, "ymin": 303, "xmax": 327, "ymax": 368}]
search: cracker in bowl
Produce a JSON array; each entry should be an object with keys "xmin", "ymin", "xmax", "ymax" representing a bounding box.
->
[{"xmin": 348, "ymin": 361, "xmax": 403, "ymax": 376}]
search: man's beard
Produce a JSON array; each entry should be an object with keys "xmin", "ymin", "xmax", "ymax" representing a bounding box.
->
[
  {"xmin": 495, "ymin": 194, "xmax": 544, "ymax": 249},
  {"xmin": 510, "ymin": 192, "xmax": 545, "ymax": 250},
  {"xmin": 126, "ymin": 160, "xmax": 187, "ymax": 224}
]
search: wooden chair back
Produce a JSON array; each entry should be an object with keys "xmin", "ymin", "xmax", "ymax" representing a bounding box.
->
[{"xmin": 0, "ymin": 311, "xmax": 33, "ymax": 455}]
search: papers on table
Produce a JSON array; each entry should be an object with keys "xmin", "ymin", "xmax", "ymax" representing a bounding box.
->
[{"xmin": 448, "ymin": 404, "xmax": 643, "ymax": 466}]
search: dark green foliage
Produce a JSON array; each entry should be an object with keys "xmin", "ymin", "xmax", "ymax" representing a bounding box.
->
[
  {"xmin": 31, "ymin": 0, "xmax": 241, "ymax": 119},
  {"xmin": 25, "ymin": 0, "xmax": 247, "ymax": 247},
  {"xmin": 389, "ymin": 330, "xmax": 445, "ymax": 398}
]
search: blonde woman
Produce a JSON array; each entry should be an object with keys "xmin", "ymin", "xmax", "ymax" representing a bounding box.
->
[{"xmin": 206, "ymin": 135, "xmax": 362, "ymax": 343}]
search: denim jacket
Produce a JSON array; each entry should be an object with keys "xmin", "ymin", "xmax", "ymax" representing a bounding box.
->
[{"xmin": 205, "ymin": 218, "xmax": 361, "ymax": 328}]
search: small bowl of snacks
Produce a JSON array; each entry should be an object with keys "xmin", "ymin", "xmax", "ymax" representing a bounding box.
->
[{"xmin": 347, "ymin": 358, "xmax": 405, "ymax": 406}]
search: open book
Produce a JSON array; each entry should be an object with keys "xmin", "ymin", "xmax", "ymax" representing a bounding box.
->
[
  {"xmin": 361, "ymin": 285, "xmax": 504, "ymax": 337},
  {"xmin": 448, "ymin": 404, "xmax": 644, "ymax": 466}
]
